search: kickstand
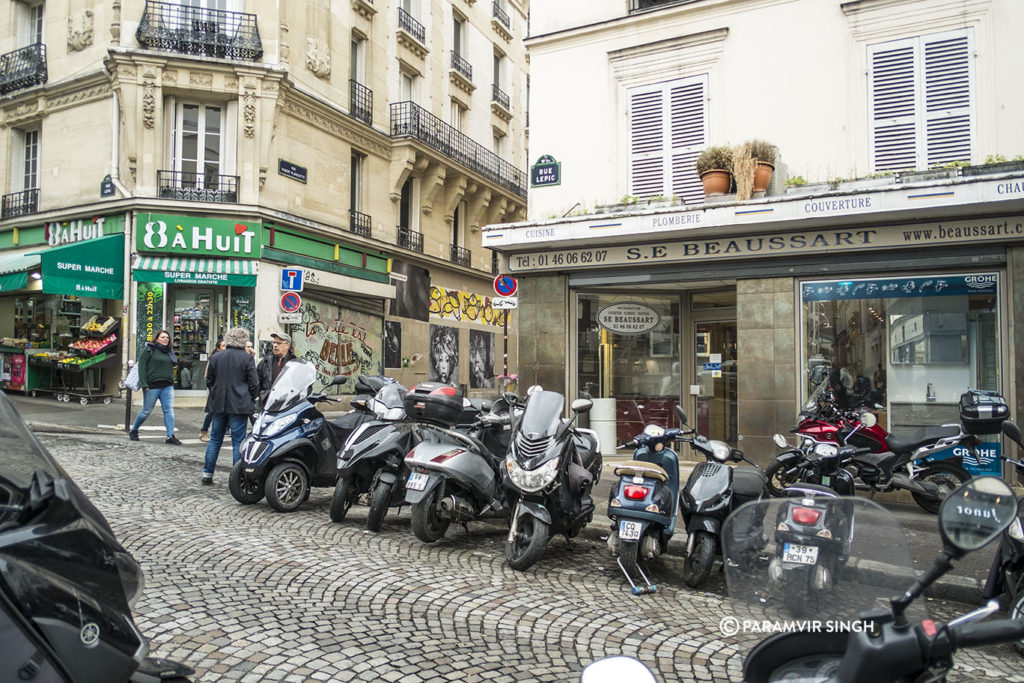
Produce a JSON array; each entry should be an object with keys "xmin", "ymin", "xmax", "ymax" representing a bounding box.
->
[
  {"xmin": 563, "ymin": 535, "xmax": 580, "ymax": 551},
  {"xmin": 617, "ymin": 556, "xmax": 658, "ymax": 596},
  {"xmin": 461, "ymin": 522, "xmax": 469, "ymax": 538}
]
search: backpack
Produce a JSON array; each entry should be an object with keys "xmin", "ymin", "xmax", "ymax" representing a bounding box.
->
[{"xmin": 124, "ymin": 360, "xmax": 142, "ymax": 391}]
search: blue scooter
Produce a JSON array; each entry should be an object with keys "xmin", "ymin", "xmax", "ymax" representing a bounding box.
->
[{"xmin": 607, "ymin": 405, "xmax": 687, "ymax": 595}]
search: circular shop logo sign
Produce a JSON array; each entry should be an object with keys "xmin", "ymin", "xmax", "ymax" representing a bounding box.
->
[{"xmin": 597, "ymin": 302, "xmax": 661, "ymax": 335}]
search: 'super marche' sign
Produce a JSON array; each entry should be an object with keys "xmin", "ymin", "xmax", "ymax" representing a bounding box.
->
[{"xmin": 135, "ymin": 213, "xmax": 262, "ymax": 257}]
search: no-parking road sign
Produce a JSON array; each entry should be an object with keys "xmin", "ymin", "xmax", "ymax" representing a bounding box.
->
[
  {"xmin": 494, "ymin": 274, "xmax": 518, "ymax": 297},
  {"xmin": 280, "ymin": 291, "xmax": 302, "ymax": 313}
]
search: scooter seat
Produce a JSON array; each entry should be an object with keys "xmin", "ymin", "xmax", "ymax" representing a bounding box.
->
[
  {"xmin": 885, "ymin": 425, "xmax": 961, "ymax": 454},
  {"xmin": 733, "ymin": 466, "xmax": 767, "ymax": 497},
  {"xmin": 614, "ymin": 461, "xmax": 669, "ymax": 482}
]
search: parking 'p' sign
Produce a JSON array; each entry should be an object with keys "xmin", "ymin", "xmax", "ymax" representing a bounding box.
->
[{"xmin": 494, "ymin": 274, "xmax": 518, "ymax": 297}]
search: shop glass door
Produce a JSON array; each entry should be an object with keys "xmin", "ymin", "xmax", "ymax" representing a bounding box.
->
[
  {"xmin": 171, "ymin": 287, "xmax": 227, "ymax": 390},
  {"xmin": 694, "ymin": 320, "xmax": 738, "ymax": 445}
]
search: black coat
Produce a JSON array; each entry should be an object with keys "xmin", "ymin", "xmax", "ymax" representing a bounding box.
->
[
  {"xmin": 205, "ymin": 347, "xmax": 259, "ymax": 415},
  {"xmin": 257, "ymin": 349, "xmax": 296, "ymax": 397}
]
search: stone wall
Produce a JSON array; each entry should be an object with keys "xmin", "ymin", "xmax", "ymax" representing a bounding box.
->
[{"xmin": 516, "ymin": 274, "xmax": 568, "ymax": 395}]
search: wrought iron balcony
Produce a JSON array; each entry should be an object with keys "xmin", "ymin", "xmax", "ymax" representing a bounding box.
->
[
  {"xmin": 398, "ymin": 8, "xmax": 426, "ymax": 45},
  {"xmin": 492, "ymin": 1, "xmax": 511, "ymax": 29},
  {"xmin": 1, "ymin": 189, "xmax": 39, "ymax": 219},
  {"xmin": 492, "ymin": 85, "xmax": 510, "ymax": 111},
  {"xmin": 158, "ymin": 170, "xmax": 238, "ymax": 203},
  {"xmin": 450, "ymin": 244, "xmax": 472, "ymax": 268},
  {"xmin": 0, "ymin": 44, "xmax": 47, "ymax": 96},
  {"xmin": 136, "ymin": 0, "xmax": 263, "ymax": 61},
  {"xmin": 390, "ymin": 101, "xmax": 527, "ymax": 198},
  {"xmin": 350, "ymin": 210, "xmax": 372, "ymax": 238},
  {"xmin": 451, "ymin": 51, "xmax": 472, "ymax": 80},
  {"xmin": 349, "ymin": 80, "xmax": 373, "ymax": 126},
  {"xmin": 398, "ymin": 227, "xmax": 424, "ymax": 253}
]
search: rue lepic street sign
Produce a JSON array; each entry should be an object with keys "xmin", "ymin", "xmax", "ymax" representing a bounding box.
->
[
  {"xmin": 530, "ymin": 155, "xmax": 561, "ymax": 187},
  {"xmin": 492, "ymin": 296, "xmax": 518, "ymax": 310}
]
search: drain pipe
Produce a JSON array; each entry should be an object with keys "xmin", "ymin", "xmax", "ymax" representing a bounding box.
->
[{"xmin": 110, "ymin": 93, "xmax": 132, "ymax": 198}]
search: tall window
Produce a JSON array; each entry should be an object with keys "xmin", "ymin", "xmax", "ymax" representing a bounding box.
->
[
  {"xmin": 401, "ymin": 71, "xmax": 416, "ymax": 103},
  {"xmin": 452, "ymin": 202, "xmax": 464, "ymax": 246},
  {"xmin": 451, "ymin": 101, "xmax": 465, "ymax": 131},
  {"xmin": 627, "ymin": 74, "xmax": 707, "ymax": 203},
  {"xmin": 350, "ymin": 152, "xmax": 364, "ymax": 213},
  {"xmin": 351, "ymin": 33, "xmax": 366, "ymax": 83},
  {"xmin": 868, "ymin": 29, "xmax": 975, "ymax": 172},
  {"xmin": 399, "ymin": 178, "xmax": 414, "ymax": 230},
  {"xmin": 453, "ymin": 12, "xmax": 466, "ymax": 55},
  {"xmin": 173, "ymin": 103, "xmax": 223, "ymax": 187},
  {"xmin": 21, "ymin": 129, "xmax": 40, "ymax": 191},
  {"xmin": 19, "ymin": 2, "xmax": 44, "ymax": 46},
  {"xmin": 493, "ymin": 132, "xmax": 504, "ymax": 157},
  {"xmin": 493, "ymin": 51, "xmax": 504, "ymax": 90}
]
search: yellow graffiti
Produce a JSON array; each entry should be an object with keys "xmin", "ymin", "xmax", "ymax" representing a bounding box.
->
[{"xmin": 429, "ymin": 286, "xmax": 507, "ymax": 327}]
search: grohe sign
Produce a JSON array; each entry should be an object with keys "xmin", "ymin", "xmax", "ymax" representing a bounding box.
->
[{"xmin": 135, "ymin": 213, "xmax": 262, "ymax": 257}]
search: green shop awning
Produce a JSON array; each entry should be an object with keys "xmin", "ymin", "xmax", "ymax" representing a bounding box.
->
[
  {"xmin": 133, "ymin": 255, "xmax": 258, "ymax": 287},
  {"xmin": 41, "ymin": 234, "xmax": 125, "ymax": 299},
  {"xmin": 0, "ymin": 271, "xmax": 28, "ymax": 292},
  {"xmin": 0, "ymin": 250, "xmax": 41, "ymax": 275}
]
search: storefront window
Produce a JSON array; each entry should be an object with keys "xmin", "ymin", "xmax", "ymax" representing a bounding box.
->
[
  {"xmin": 801, "ymin": 274, "xmax": 1000, "ymax": 429},
  {"xmin": 577, "ymin": 294, "xmax": 681, "ymax": 443},
  {"xmin": 171, "ymin": 287, "xmax": 227, "ymax": 390}
]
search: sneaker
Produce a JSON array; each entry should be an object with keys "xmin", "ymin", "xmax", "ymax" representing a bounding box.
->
[
  {"xmin": 201, "ymin": 474, "xmax": 213, "ymax": 486},
  {"xmin": 166, "ymin": 436, "xmax": 182, "ymax": 445},
  {"xmin": 199, "ymin": 430, "xmax": 209, "ymax": 442},
  {"xmin": 129, "ymin": 431, "xmax": 139, "ymax": 441}
]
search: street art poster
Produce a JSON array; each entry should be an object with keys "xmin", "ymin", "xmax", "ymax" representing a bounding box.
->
[
  {"xmin": 429, "ymin": 325, "xmax": 458, "ymax": 384},
  {"xmin": 291, "ymin": 299, "xmax": 382, "ymax": 391},
  {"xmin": 390, "ymin": 261, "xmax": 430, "ymax": 321},
  {"xmin": 429, "ymin": 286, "xmax": 508, "ymax": 327},
  {"xmin": 469, "ymin": 329, "xmax": 494, "ymax": 389},
  {"xmin": 384, "ymin": 321, "xmax": 402, "ymax": 369}
]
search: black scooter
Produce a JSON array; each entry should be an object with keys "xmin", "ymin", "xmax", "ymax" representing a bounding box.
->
[{"xmin": 0, "ymin": 391, "xmax": 193, "ymax": 682}]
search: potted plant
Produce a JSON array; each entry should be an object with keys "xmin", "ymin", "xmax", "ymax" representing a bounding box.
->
[
  {"xmin": 695, "ymin": 145, "xmax": 734, "ymax": 196},
  {"xmin": 747, "ymin": 139, "xmax": 776, "ymax": 194}
]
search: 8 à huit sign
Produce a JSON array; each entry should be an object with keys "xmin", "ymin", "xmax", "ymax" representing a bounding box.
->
[{"xmin": 135, "ymin": 213, "xmax": 262, "ymax": 257}]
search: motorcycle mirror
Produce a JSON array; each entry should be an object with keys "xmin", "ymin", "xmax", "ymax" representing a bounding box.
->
[
  {"xmin": 1002, "ymin": 419, "xmax": 1023, "ymax": 449},
  {"xmin": 859, "ymin": 411, "xmax": 877, "ymax": 428},
  {"xmin": 580, "ymin": 657, "xmax": 656, "ymax": 683},
  {"xmin": 329, "ymin": 375, "xmax": 348, "ymax": 386},
  {"xmin": 772, "ymin": 433, "xmax": 788, "ymax": 448},
  {"xmin": 675, "ymin": 404, "xmax": 687, "ymax": 425},
  {"xmin": 527, "ymin": 384, "xmax": 543, "ymax": 396},
  {"xmin": 571, "ymin": 398, "xmax": 593, "ymax": 414},
  {"xmin": 939, "ymin": 476, "xmax": 1018, "ymax": 556}
]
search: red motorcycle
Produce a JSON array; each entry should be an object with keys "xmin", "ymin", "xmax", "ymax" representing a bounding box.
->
[{"xmin": 766, "ymin": 376, "xmax": 976, "ymax": 514}]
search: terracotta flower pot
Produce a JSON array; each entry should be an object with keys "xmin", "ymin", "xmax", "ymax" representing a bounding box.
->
[
  {"xmin": 700, "ymin": 169, "xmax": 732, "ymax": 196},
  {"xmin": 753, "ymin": 161, "xmax": 774, "ymax": 193}
]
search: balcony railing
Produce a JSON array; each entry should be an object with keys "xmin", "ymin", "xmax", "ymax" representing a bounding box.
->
[
  {"xmin": 450, "ymin": 244, "xmax": 472, "ymax": 268},
  {"xmin": 136, "ymin": 0, "xmax": 263, "ymax": 61},
  {"xmin": 492, "ymin": 1, "xmax": 511, "ymax": 29},
  {"xmin": 350, "ymin": 209, "xmax": 372, "ymax": 238},
  {"xmin": 390, "ymin": 101, "xmax": 527, "ymax": 198},
  {"xmin": 398, "ymin": 8, "xmax": 426, "ymax": 45},
  {"xmin": 349, "ymin": 79, "xmax": 373, "ymax": 126},
  {"xmin": 451, "ymin": 51, "xmax": 472, "ymax": 80},
  {"xmin": 398, "ymin": 227, "xmax": 424, "ymax": 253},
  {"xmin": 158, "ymin": 170, "xmax": 238, "ymax": 203},
  {"xmin": 0, "ymin": 44, "xmax": 47, "ymax": 96},
  {"xmin": 628, "ymin": 0, "xmax": 695, "ymax": 12},
  {"xmin": 492, "ymin": 85, "xmax": 510, "ymax": 111},
  {"xmin": 1, "ymin": 189, "xmax": 39, "ymax": 219}
]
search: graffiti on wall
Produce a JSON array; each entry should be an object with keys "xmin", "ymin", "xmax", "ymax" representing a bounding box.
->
[
  {"xmin": 429, "ymin": 325, "xmax": 458, "ymax": 384},
  {"xmin": 429, "ymin": 286, "xmax": 508, "ymax": 327},
  {"xmin": 291, "ymin": 300, "xmax": 382, "ymax": 391}
]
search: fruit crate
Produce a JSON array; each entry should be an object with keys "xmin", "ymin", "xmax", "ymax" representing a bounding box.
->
[
  {"xmin": 82, "ymin": 318, "xmax": 120, "ymax": 339},
  {"xmin": 70, "ymin": 334, "xmax": 118, "ymax": 357}
]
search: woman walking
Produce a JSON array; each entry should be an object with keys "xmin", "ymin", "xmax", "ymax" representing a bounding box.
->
[{"xmin": 129, "ymin": 329, "xmax": 182, "ymax": 444}]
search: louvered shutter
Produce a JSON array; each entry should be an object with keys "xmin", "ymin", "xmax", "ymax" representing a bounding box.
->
[
  {"xmin": 669, "ymin": 77, "xmax": 706, "ymax": 205},
  {"xmin": 628, "ymin": 75, "xmax": 707, "ymax": 201},
  {"xmin": 924, "ymin": 33, "xmax": 972, "ymax": 166},
  {"xmin": 629, "ymin": 88, "xmax": 665, "ymax": 198},
  {"xmin": 869, "ymin": 39, "xmax": 918, "ymax": 172}
]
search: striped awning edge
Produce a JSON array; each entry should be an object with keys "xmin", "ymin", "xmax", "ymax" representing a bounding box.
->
[{"xmin": 133, "ymin": 256, "xmax": 259, "ymax": 275}]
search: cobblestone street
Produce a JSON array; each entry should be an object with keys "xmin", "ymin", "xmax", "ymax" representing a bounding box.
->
[{"xmin": 42, "ymin": 434, "xmax": 1024, "ymax": 683}]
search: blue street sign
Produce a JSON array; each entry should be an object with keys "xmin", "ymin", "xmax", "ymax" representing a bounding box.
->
[{"xmin": 281, "ymin": 268, "xmax": 303, "ymax": 292}]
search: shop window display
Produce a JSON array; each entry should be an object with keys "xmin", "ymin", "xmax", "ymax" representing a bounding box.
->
[
  {"xmin": 171, "ymin": 288, "xmax": 227, "ymax": 390},
  {"xmin": 801, "ymin": 274, "xmax": 1000, "ymax": 430}
]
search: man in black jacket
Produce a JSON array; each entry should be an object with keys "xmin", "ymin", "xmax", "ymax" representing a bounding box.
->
[
  {"xmin": 257, "ymin": 332, "xmax": 297, "ymax": 405},
  {"xmin": 202, "ymin": 327, "xmax": 259, "ymax": 485}
]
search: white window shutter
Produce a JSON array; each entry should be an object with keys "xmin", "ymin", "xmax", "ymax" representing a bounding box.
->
[
  {"xmin": 869, "ymin": 40, "xmax": 918, "ymax": 172},
  {"xmin": 924, "ymin": 32, "xmax": 973, "ymax": 166},
  {"xmin": 629, "ymin": 88, "xmax": 665, "ymax": 198},
  {"xmin": 669, "ymin": 77, "xmax": 707, "ymax": 205}
]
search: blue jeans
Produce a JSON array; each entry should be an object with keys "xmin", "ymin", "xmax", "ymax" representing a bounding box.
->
[
  {"xmin": 131, "ymin": 386, "xmax": 175, "ymax": 438},
  {"xmin": 201, "ymin": 411, "xmax": 213, "ymax": 431},
  {"xmin": 203, "ymin": 413, "xmax": 249, "ymax": 475}
]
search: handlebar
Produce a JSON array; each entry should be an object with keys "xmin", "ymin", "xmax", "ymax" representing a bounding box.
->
[{"xmin": 949, "ymin": 619, "xmax": 1024, "ymax": 650}]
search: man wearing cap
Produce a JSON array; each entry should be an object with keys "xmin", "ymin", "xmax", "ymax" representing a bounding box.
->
[{"xmin": 257, "ymin": 332, "xmax": 297, "ymax": 406}]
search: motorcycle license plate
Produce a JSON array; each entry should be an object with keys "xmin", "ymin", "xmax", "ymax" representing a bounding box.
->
[
  {"xmin": 407, "ymin": 471, "xmax": 429, "ymax": 491},
  {"xmin": 783, "ymin": 543, "xmax": 819, "ymax": 565},
  {"xmin": 619, "ymin": 520, "xmax": 642, "ymax": 541}
]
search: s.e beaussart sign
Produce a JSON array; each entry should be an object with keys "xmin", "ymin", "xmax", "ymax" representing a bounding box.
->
[
  {"xmin": 597, "ymin": 302, "xmax": 660, "ymax": 334},
  {"xmin": 135, "ymin": 213, "xmax": 262, "ymax": 258}
]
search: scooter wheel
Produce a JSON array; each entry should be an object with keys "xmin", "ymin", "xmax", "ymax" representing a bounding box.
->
[
  {"xmin": 783, "ymin": 568, "xmax": 813, "ymax": 618},
  {"xmin": 1010, "ymin": 592, "xmax": 1024, "ymax": 654},
  {"xmin": 229, "ymin": 461, "xmax": 264, "ymax": 504},
  {"xmin": 681, "ymin": 531, "xmax": 716, "ymax": 588},
  {"xmin": 912, "ymin": 461, "xmax": 971, "ymax": 514},
  {"xmin": 765, "ymin": 460, "xmax": 805, "ymax": 497},
  {"xmin": 505, "ymin": 514, "xmax": 550, "ymax": 571},
  {"xmin": 366, "ymin": 480, "xmax": 393, "ymax": 532},
  {"xmin": 411, "ymin": 486, "xmax": 450, "ymax": 543},
  {"xmin": 264, "ymin": 462, "xmax": 309, "ymax": 513},
  {"xmin": 619, "ymin": 539, "xmax": 641, "ymax": 578},
  {"xmin": 330, "ymin": 475, "xmax": 357, "ymax": 523}
]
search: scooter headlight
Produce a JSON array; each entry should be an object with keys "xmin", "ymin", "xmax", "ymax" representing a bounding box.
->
[
  {"xmin": 505, "ymin": 455, "xmax": 559, "ymax": 493},
  {"xmin": 261, "ymin": 414, "xmax": 297, "ymax": 437},
  {"xmin": 1009, "ymin": 517, "xmax": 1024, "ymax": 543}
]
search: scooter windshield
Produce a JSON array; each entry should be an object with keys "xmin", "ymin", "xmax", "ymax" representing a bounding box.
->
[
  {"xmin": 264, "ymin": 361, "xmax": 318, "ymax": 413},
  {"xmin": 517, "ymin": 390, "xmax": 565, "ymax": 440},
  {"xmin": 370, "ymin": 383, "xmax": 407, "ymax": 421},
  {"xmin": 721, "ymin": 496, "xmax": 921, "ymax": 627}
]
